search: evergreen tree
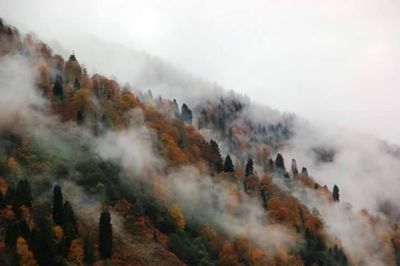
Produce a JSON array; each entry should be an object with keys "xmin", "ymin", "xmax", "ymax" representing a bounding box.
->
[
  {"xmin": 0, "ymin": 189, "xmax": 4, "ymax": 209},
  {"xmin": 84, "ymin": 237, "xmax": 94, "ymax": 265},
  {"xmin": 245, "ymin": 158, "xmax": 254, "ymax": 176},
  {"xmin": 99, "ymin": 210, "xmax": 112, "ymax": 259},
  {"xmin": 275, "ymin": 153, "xmax": 285, "ymax": 171},
  {"xmin": 209, "ymin": 139, "xmax": 223, "ymax": 172},
  {"xmin": 14, "ymin": 179, "xmax": 32, "ymax": 209},
  {"xmin": 31, "ymin": 216, "xmax": 58, "ymax": 266},
  {"xmin": 291, "ymin": 159, "xmax": 299, "ymax": 177},
  {"xmin": 53, "ymin": 75, "xmax": 64, "ymax": 98},
  {"xmin": 172, "ymin": 99, "xmax": 180, "ymax": 117},
  {"xmin": 181, "ymin": 103, "xmax": 193, "ymax": 124},
  {"xmin": 5, "ymin": 221, "xmax": 19, "ymax": 248},
  {"xmin": 53, "ymin": 185, "xmax": 64, "ymax": 225},
  {"xmin": 302, "ymin": 167, "xmax": 309, "ymax": 176},
  {"xmin": 223, "ymin": 155, "xmax": 234, "ymax": 173},
  {"xmin": 333, "ymin": 185, "xmax": 340, "ymax": 202}
]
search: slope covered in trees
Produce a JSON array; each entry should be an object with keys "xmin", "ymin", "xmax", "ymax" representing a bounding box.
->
[{"xmin": 0, "ymin": 18, "xmax": 399, "ymax": 266}]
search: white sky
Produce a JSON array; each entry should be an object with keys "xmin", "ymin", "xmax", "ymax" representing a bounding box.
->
[{"xmin": 1, "ymin": 0, "xmax": 400, "ymax": 144}]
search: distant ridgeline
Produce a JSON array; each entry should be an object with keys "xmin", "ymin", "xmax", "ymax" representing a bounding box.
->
[{"xmin": 0, "ymin": 18, "xmax": 399, "ymax": 266}]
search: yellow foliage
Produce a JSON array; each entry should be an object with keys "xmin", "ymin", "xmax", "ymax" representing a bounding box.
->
[{"xmin": 169, "ymin": 204, "xmax": 185, "ymax": 230}]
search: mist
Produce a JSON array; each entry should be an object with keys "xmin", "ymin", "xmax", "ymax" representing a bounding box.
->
[{"xmin": 1, "ymin": 0, "xmax": 399, "ymax": 144}]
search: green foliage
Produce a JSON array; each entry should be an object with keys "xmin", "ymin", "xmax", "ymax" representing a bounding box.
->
[{"xmin": 168, "ymin": 230, "xmax": 213, "ymax": 266}]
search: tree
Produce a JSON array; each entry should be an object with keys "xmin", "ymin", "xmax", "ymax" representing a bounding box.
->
[
  {"xmin": 172, "ymin": 99, "xmax": 180, "ymax": 117},
  {"xmin": 245, "ymin": 159, "xmax": 254, "ymax": 176},
  {"xmin": 275, "ymin": 153, "xmax": 285, "ymax": 171},
  {"xmin": 169, "ymin": 204, "xmax": 186, "ymax": 230},
  {"xmin": 99, "ymin": 210, "xmax": 112, "ymax": 259},
  {"xmin": 53, "ymin": 75, "xmax": 64, "ymax": 98},
  {"xmin": 83, "ymin": 237, "xmax": 94, "ymax": 265},
  {"xmin": 5, "ymin": 220, "xmax": 19, "ymax": 248},
  {"xmin": 333, "ymin": 185, "xmax": 339, "ymax": 202},
  {"xmin": 53, "ymin": 185, "xmax": 63, "ymax": 225},
  {"xmin": 224, "ymin": 155, "xmax": 234, "ymax": 173},
  {"xmin": 13, "ymin": 180, "xmax": 32, "ymax": 215},
  {"xmin": 210, "ymin": 139, "xmax": 223, "ymax": 173},
  {"xmin": 16, "ymin": 237, "xmax": 38, "ymax": 266},
  {"xmin": 291, "ymin": 159, "xmax": 299, "ymax": 177},
  {"xmin": 68, "ymin": 239, "xmax": 84, "ymax": 266},
  {"xmin": 181, "ymin": 103, "xmax": 193, "ymax": 124}
]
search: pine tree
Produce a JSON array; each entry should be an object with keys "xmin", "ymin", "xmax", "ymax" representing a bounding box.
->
[
  {"xmin": 5, "ymin": 221, "xmax": 19, "ymax": 248},
  {"xmin": 210, "ymin": 140, "xmax": 223, "ymax": 172},
  {"xmin": 245, "ymin": 159, "xmax": 254, "ymax": 176},
  {"xmin": 84, "ymin": 237, "xmax": 94, "ymax": 265},
  {"xmin": 53, "ymin": 75, "xmax": 64, "ymax": 98},
  {"xmin": 53, "ymin": 185, "xmax": 64, "ymax": 225},
  {"xmin": 223, "ymin": 155, "xmax": 234, "ymax": 173},
  {"xmin": 181, "ymin": 103, "xmax": 193, "ymax": 124},
  {"xmin": 291, "ymin": 159, "xmax": 299, "ymax": 177},
  {"xmin": 99, "ymin": 210, "xmax": 112, "ymax": 259},
  {"xmin": 333, "ymin": 185, "xmax": 340, "ymax": 202},
  {"xmin": 275, "ymin": 153, "xmax": 285, "ymax": 171}
]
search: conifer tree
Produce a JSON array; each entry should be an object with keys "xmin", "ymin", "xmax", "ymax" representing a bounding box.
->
[
  {"xmin": 99, "ymin": 210, "xmax": 112, "ymax": 259},
  {"xmin": 291, "ymin": 159, "xmax": 299, "ymax": 177},
  {"xmin": 53, "ymin": 185, "xmax": 63, "ymax": 225},
  {"xmin": 275, "ymin": 153, "xmax": 285, "ymax": 171},
  {"xmin": 223, "ymin": 155, "xmax": 234, "ymax": 173},
  {"xmin": 333, "ymin": 185, "xmax": 340, "ymax": 202},
  {"xmin": 245, "ymin": 159, "xmax": 254, "ymax": 176},
  {"xmin": 181, "ymin": 103, "xmax": 193, "ymax": 124},
  {"xmin": 210, "ymin": 139, "xmax": 223, "ymax": 172}
]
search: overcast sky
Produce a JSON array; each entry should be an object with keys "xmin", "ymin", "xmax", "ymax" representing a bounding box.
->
[{"xmin": 1, "ymin": 0, "xmax": 400, "ymax": 144}]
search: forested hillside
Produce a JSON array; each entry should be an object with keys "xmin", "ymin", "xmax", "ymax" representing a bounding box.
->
[{"xmin": 0, "ymin": 19, "xmax": 399, "ymax": 266}]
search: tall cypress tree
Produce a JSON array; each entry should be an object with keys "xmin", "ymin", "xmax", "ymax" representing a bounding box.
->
[
  {"xmin": 99, "ymin": 210, "xmax": 112, "ymax": 259},
  {"xmin": 333, "ymin": 185, "xmax": 340, "ymax": 202},
  {"xmin": 53, "ymin": 185, "xmax": 63, "ymax": 225},
  {"xmin": 223, "ymin": 155, "xmax": 234, "ymax": 173},
  {"xmin": 245, "ymin": 159, "xmax": 254, "ymax": 176}
]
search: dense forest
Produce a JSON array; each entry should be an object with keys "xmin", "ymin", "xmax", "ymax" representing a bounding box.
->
[{"xmin": 0, "ymin": 18, "xmax": 399, "ymax": 266}]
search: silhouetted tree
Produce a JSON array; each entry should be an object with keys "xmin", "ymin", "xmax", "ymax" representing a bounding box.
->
[
  {"xmin": 181, "ymin": 103, "xmax": 193, "ymax": 124},
  {"xmin": 291, "ymin": 159, "xmax": 299, "ymax": 177},
  {"xmin": 84, "ymin": 237, "xmax": 94, "ymax": 265},
  {"xmin": 99, "ymin": 210, "xmax": 112, "ymax": 259},
  {"xmin": 172, "ymin": 99, "xmax": 180, "ymax": 117},
  {"xmin": 302, "ymin": 167, "xmax": 309, "ymax": 176},
  {"xmin": 53, "ymin": 185, "xmax": 63, "ymax": 225},
  {"xmin": 333, "ymin": 185, "xmax": 340, "ymax": 202},
  {"xmin": 224, "ymin": 155, "xmax": 234, "ymax": 173},
  {"xmin": 245, "ymin": 159, "xmax": 254, "ymax": 176},
  {"xmin": 210, "ymin": 139, "xmax": 223, "ymax": 172},
  {"xmin": 77, "ymin": 110, "xmax": 84, "ymax": 125},
  {"xmin": 5, "ymin": 221, "xmax": 19, "ymax": 248},
  {"xmin": 275, "ymin": 153, "xmax": 285, "ymax": 171},
  {"xmin": 53, "ymin": 75, "xmax": 64, "ymax": 98}
]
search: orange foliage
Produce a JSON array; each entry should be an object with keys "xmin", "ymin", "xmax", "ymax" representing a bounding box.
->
[
  {"xmin": 54, "ymin": 225, "xmax": 64, "ymax": 241},
  {"xmin": 16, "ymin": 237, "xmax": 38, "ymax": 266},
  {"xmin": 160, "ymin": 133, "xmax": 188, "ymax": 165},
  {"xmin": 68, "ymin": 239, "xmax": 84, "ymax": 266},
  {"xmin": 218, "ymin": 241, "xmax": 241, "ymax": 266}
]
